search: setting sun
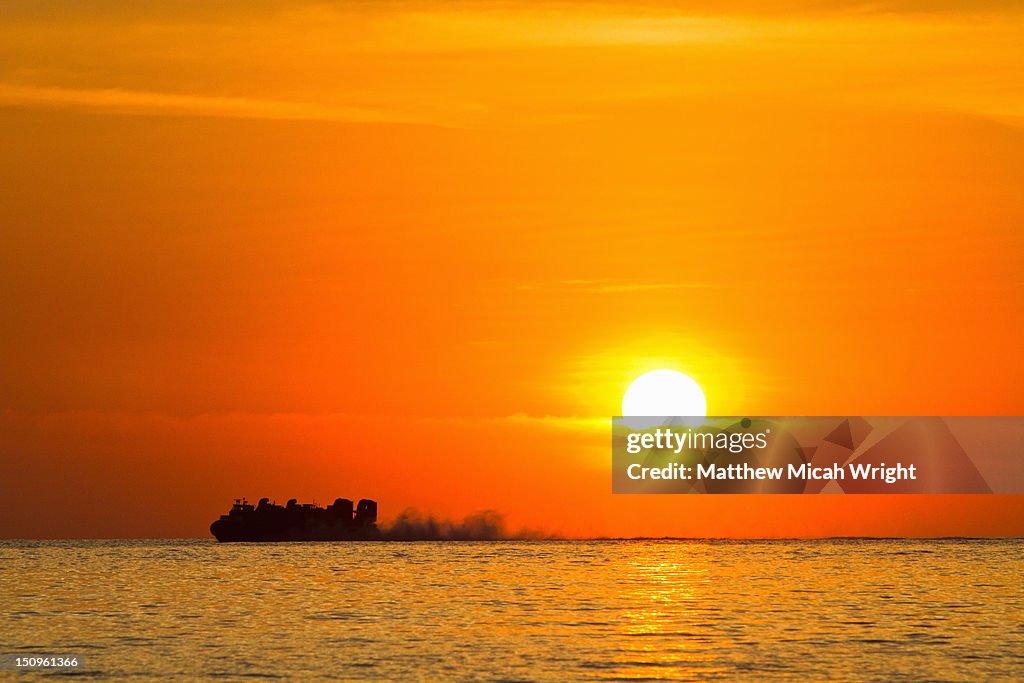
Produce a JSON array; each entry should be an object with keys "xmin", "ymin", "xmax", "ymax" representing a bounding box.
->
[
  {"xmin": 3, "ymin": 1, "xmax": 1024, "ymax": 678},
  {"xmin": 1, "ymin": 0, "xmax": 1022, "ymax": 542},
  {"xmin": 621, "ymin": 369, "xmax": 707, "ymax": 417}
]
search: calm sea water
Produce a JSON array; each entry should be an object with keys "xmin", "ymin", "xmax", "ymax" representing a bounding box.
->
[{"xmin": 1, "ymin": 539, "xmax": 1021, "ymax": 681}]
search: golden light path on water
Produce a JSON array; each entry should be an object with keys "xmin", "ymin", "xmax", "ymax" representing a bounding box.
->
[{"xmin": 2, "ymin": 539, "xmax": 1022, "ymax": 680}]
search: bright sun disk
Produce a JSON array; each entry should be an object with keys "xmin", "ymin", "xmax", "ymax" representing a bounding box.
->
[{"xmin": 621, "ymin": 369, "xmax": 707, "ymax": 417}]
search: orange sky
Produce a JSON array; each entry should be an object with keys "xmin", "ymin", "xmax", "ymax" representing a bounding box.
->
[{"xmin": 1, "ymin": 0, "xmax": 1022, "ymax": 538}]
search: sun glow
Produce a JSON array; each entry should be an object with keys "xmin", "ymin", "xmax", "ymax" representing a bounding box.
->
[{"xmin": 621, "ymin": 369, "xmax": 707, "ymax": 417}]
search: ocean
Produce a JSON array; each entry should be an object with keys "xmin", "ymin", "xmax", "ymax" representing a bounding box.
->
[{"xmin": 1, "ymin": 539, "xmax": 1021, "ymax": 681}]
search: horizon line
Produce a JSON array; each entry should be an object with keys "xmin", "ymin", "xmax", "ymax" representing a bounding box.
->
[{"xmin": 4, "ymin": 536, "xmax": 1022, "ymax": 542}]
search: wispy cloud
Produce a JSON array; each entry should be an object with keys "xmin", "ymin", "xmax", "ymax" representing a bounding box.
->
[
  {"xmin": 0, "ymin": 82, "xmax": 435, "ymax": 126},
  {"xmin": 515, "ymin": 279, "xmax": 711, "ymax": 294}
]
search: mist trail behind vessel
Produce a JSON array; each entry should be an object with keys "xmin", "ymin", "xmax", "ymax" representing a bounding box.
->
[{"xmin": 381, "ymin": 509, "xmax": 554, "ymax": 541}]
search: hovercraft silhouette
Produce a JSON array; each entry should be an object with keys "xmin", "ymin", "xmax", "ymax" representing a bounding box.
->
[{"xmin": 210, "ymin": 497, "xmax": 379, "ymax": 541}]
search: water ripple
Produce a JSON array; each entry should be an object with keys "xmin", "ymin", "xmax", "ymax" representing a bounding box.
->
[{"xmin": 0, "ymin": 539, "xmax": 1021, "ymax": 681}]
